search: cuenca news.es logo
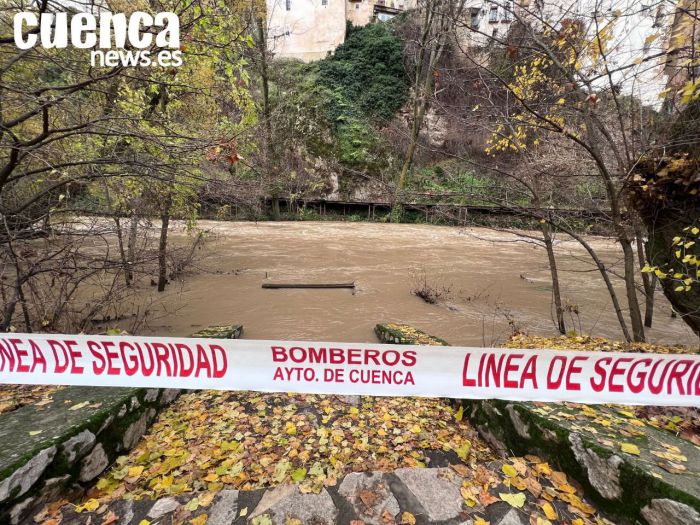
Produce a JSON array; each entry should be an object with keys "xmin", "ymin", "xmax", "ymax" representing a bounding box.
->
[{"xmin": 13, "ymin": 11, "xmax": 183, "ymax": 68}]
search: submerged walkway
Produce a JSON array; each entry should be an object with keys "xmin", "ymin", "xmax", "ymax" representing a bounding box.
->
[{"xmin": 44, "ymin": 392, "xmax": 610, "ymax": 525}]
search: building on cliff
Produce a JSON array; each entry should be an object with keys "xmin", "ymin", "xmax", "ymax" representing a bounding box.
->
[
  {"xmin": 265, "ymin": 0, "xmax": 696, "ymax": 107},
  {"xmin": 266, "ymin": 0, "xmax": 417, "ymax": 61}
]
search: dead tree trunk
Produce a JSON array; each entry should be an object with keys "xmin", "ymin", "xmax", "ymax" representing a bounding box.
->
[{"xmin": 157, "ymin": 193, "xmax": 172, "ymax": 292}]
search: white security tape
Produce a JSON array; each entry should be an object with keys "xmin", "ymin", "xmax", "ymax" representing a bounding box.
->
[{"xmin": 1, "ymin": 333, "xmax": 699, "ymax": 406}]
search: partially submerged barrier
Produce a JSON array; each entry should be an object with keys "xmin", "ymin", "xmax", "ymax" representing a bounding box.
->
[{"xmin": 378, "ymin": 323, "xmax": 700, "ymax": 525}]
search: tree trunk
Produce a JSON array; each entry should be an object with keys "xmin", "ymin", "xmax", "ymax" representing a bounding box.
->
[
  {"xmin": 157, "ymin": 194, "xmax": 172, "ymax": 292},
  {"xmin": 392, "ymin": 0, "xmax": 448, "ymax": 221},
  {"xmin": 620, "ymin": 237, "xmax": 646, "ymax": 341},
  {"xmin": 114, "ymin": 217, "xmax": 131, "ymax": 287},
  {"xmin": 126, "ymin": 214, "xmax": 138, "ymax": 286},
  {"xmin": 645, "ymin": 275, "xmax": 657, "ymax": 328},
  {"xmin": 541, "ymin": 221, "xmax": 566, "ymax": 334},
  {"xmin": 271, "ymin": 193, "xmax": 281, "ymax": 221},
  {"xmin": 565, "ymin": 229, "xmax": 633, "ymax": 342},
  {"xmin": 635, "ymin": 225, "xmax": 655, "ymax": 328}
]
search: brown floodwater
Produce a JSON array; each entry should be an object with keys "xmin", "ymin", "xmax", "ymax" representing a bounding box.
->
[{"xmin": 127, "ymin": 221, "xmax": 697, "ymax": 347}]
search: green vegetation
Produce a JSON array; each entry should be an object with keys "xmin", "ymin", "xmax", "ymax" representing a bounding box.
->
[
  {"xmin": 270, "ymin": 22, "xmax": 408, "ymax": 175},
  {"xmin": 319, "ymin": 22, "xmax": 409, "ymax": 122}
]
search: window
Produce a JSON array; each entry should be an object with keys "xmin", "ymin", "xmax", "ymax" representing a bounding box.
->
[
  {"xmin": 492, "ymin": 28, "xmax": 499, "ymax": 39},
  {"xmin": 286, "ymin": 0, "xmax": 291, "ymax": 10},
  {"xmin": 503, "ymin": 1, "xmax": 513, "ymax": 22},
  {"xmin": 489, "ymin": 6, "xmax": 498, "ymax": 23},
  {"xmin": 322, "ymin": 0, "xmax": 327, "ymax": 5},
  {"xmin": 470, "ymin": 8, "xmax": 480, "ymax": 29}
]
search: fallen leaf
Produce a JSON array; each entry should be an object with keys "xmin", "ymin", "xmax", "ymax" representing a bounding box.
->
[
  {"xmin": 400, "ymin": 511, "xmax": 416, "ymax": 525},
  {"xmin": 541, "ymin": 502, "xmax": 557, "ymax": 520},
  {"xmin": 76, "ymin": 499, "xmax": 100, "ymax": 513},
  {"xmin": 501, "ymin": 464, "xmax": 517, "ymax": 478},
  {"xmin": 69, "ymin": 401, "xmax": 90, "ymax": 411},
  {"xmin": 189, "ymin": 515, "xmax": 207, "ymax": 525},
  {"xmin": 620, "ymin": 443, "xmax": 640, "ymax": 455},
  {"xmin": 499, "ymin": 492, "xmax": 526, "ymax": 508}
]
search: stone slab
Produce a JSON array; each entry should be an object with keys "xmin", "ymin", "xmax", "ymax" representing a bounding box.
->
[
  {"xmin": 338, "ymin": 471, "xmax": 399, "ymax": 524},
  {"xmin": 394, "ymin": 467, "xmax": 464, "ymax": 521}
]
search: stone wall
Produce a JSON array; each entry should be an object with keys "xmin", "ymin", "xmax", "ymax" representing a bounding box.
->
[
  {"xmin": 463, "ymin": 399, "xmax": 700, "ymax": 525},
  {"xmin": 0, "ymin": 386, "xmax": 180, "ymax": 524},
  {"xmin": 377, "ymin": 322, "xmax": 700, "ymax": 525},
  {"xmin": 0, "ymin": 324, "xmax": 242, "ymax": 524}
]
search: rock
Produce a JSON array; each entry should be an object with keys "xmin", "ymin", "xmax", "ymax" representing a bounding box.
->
[
  {"xmin": 9, "ymin": 495, "xmax": 36, "ymax": 525},
  {"xmin": 569, "ymin": 433, "xmax": 622, "ymax": 500},
  {"xmin": 250, "ymin": 485, "xmax": 337, "ymax": 524},
  {"xmin": 97, "ymin": 414, "xmax": 114, "ymax": 435},
  {"xmin": 148, "ymin": 497, "xmax": 181, "ymax": 518},
  {"xmin": 494, "ymin": 508, "xmax": 527, "ymax": 525},
  {"xmin": 339, "ymin": 395, "xmax": 360, "ymax": 407},
  {"xmin": 61, "ymin": 430, "xmax": 96, "ymax": 465},
  {"xmin": 112, "ymin": 500, "xmax": 134, "ymax": 524},
  {"xmin": 338, "ymin": 472, "xmax": 399, "ymax": 524},
  {"xmin": 476, "ymin": 426, "xmax": 508, "ymax": 457},
  {"xmin": 144, "ymin": 389, "xmax": 159, "ymax": 402},
  {"xmin": 394, "ymin": 467, "xmax": 464, "ymax": 521},
  {"xmin": 641, "ymin": 498, "xmax": 700, "ymax": 525},
  {"xmin": 123, "ymin": 408, "xmax": 155, "ymax": 449},
  {"xmin": 130, "ymin": 396, "xmax": 141, "ymax": 410},
  {"xmin": 0, "ymin": 446, "xmax": 56, "ymax": 502},
  {"xmin": 208, "ymin": 490, "xmax": 239, "ymax": 525},
  {"xmin": 79, "ymin": 443, "xmax": 108, "ymax": 482},
  {"xmin": 160, "ymin": 389, "xmax": 180, "ymax": 406},
  {"xmin": 506, "ymin": 405, "xmax": 530, "ymax": 439}
]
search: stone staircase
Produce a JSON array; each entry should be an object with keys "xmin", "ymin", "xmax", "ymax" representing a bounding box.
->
[{"xmin": 57, "ymin": 463, "xmax": 606, "ymax": 525}]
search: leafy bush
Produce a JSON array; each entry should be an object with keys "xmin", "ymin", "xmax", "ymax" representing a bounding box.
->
[{"xmin": 318, "ymin": 22, "xmax": 408, "ymax": 122}]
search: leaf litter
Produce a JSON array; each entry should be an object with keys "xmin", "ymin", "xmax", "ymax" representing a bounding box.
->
[{"xmin": 48, "ymin": 391, "xmax": 613, "ymax": 524}]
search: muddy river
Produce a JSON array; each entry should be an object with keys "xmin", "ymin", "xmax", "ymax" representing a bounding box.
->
[{"xmin": 131, "ymin": 221, "xmax": 697, "ymax": 347}]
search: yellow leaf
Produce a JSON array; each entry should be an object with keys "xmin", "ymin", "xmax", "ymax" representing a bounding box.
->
[
  {"xmin": 474, "ymin": 519, "xmax": 490, "ymax": 525},
  {"xmin": 76, "ymin": 498, "xmax": 100, "ymax": 513},
  {"xmin": 557, "ymin": 98, "xmax": 565, "ymax": 105},
  {"xmin": 185, "ymin": 498, "xmax": 200, "ymax": 512},
  {"xmin": 501, "ymin": 464, "xmax": 517, "ymax": 478},
  {"xmin": 499, "ymin": 492, "xmax": 526, "ymax": 508},
  {"xmin": 455, "ymin": 405, "xmax": 464, "ymax": 422},
  {"xmin": 542, "ymin": 501, "xmax": 557, "ymax": 520},
  {"xmin": 410, "ymin": 424, "xmax": 421, "ymax": 434},
  {"xmin": 128, "ymin": 466, "xmax": 145, "ymax": 478},
  {"xmin": 139, "ymin": 521, "xmax": 151, "ymax": 525},
  {"xmin": 400, "ymin": 511, "xmax": 417, "ymax": 524},
  {"xmin": 621, "ymin": 443, "xmax": 640, "ymax": 455},
  {"xmin": 239, "ymin": 507, "xmax": 248, "ymax": 517},
  {"xmin": 189, "ymin": 515, "xmax": 207, "ymax": 525}
]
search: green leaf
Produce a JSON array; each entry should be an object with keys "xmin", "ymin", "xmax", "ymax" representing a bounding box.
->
[{"xmin": 291, "ymin": 468, "xmax": 307, "ymax": 482}]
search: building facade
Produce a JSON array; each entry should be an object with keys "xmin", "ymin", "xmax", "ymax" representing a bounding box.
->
[{"xmin": 266, "ymin": 0, "xmax": 416, "ymax": 61}]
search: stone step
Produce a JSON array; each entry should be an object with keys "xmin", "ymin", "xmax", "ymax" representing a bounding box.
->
[{"xmin": 56, "ymin": 464, "xmax": 607, "ymax": 525}]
